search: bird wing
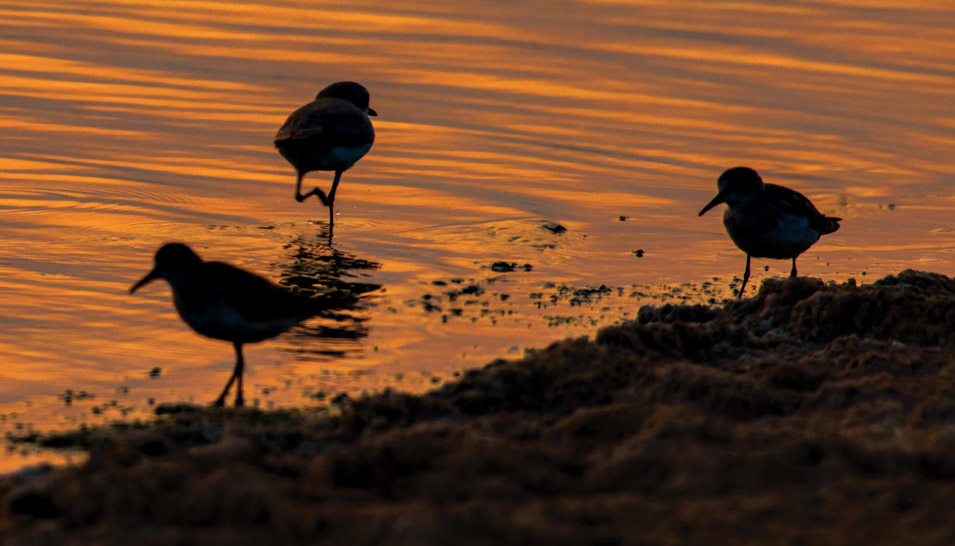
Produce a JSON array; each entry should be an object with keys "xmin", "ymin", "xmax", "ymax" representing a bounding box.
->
[
  {"xmin": 203, "ymin": 262, "xmax": 318, "ymax": 323},
  {"xmin": 765, "ymin": 183, "xmax": 841, "ymax": 234},
  {"xmin": 274, "ymin": 99, "xmax": 374, "ymax": 148}
]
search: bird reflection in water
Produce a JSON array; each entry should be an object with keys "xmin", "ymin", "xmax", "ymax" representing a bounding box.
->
[{"xmin": 272, "ymin": 225, "xmax": 382, "ymax": 361}]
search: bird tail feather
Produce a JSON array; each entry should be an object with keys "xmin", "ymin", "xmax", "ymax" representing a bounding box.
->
[{"xmin": 821, "ymin": 216, "xmax": 841, "ymax": 235}]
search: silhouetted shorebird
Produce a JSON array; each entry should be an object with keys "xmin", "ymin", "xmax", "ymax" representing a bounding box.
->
[
  {"xmin": 699, "ymin": 167, "xmax": 841, "ymax": 298},
  {"xmin": 130, "ymin": 243, "xmax": 331, "ymax": 406},
  {"xmin": 275, "ymin": 81, "xmax": 377, "ymax": 225}
]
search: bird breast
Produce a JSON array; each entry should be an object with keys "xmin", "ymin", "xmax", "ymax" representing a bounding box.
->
[
  {"xmin": 173, "ymin": 294, "xmax": 299, "ymax": 343},
  {"xmin": 327, "ymin": 143, "xmax": 374, "ymax": 169},
  {"xmin": 724, "ymin": 208, "xmax": 821, "ymax": 259}
]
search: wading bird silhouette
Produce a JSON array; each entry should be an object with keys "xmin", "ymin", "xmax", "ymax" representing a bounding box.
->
[
  {"xmin": 699, "ymin": 167, "xmax": 841, "ymax": 298},
  {"xmin": 130, "ymin": 243, "xmax": 353, "ymax": 406},
  {"xmin": 275, "ymin": 81, "xmax": 377, "ymax": 226}
]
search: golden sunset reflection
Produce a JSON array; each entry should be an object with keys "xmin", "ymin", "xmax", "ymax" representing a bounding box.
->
[{"xmin": 1, "ymin": 0, "xmax": 954, "ymax": 469}]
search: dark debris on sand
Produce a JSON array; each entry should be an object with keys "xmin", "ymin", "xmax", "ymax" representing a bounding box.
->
[{"xmin": 5, "ymin": 270, "xmax": 955, "ymax": 545}]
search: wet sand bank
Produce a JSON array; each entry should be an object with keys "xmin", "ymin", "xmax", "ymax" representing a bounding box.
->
[{"xmin": 4, "ymin": 270, "xmax": 955, "ymax": 545}]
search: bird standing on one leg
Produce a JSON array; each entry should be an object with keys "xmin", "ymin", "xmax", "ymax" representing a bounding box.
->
[
  {"xmin": 275, "ymin": 81, "xmax": 377, "ymax": 226},
  {"xmin": 129, "ymin": 243, "xmax": 334, "ymax": 406},
  {"xmin": 699, "ymin": 167, "xmax": 841, "ymax": 299}
]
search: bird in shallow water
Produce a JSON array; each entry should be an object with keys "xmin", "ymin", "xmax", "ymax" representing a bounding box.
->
[
  {"xmin": 275, "ymin": 81, "xmax": 377, "ymax": 225},
  {"xmin": 130, "ymin": 243, "xmax": 341, "ymax": 406},
  {"xmin": 699, "ymin": 167, "xmax": 841, "ymax": 299}
]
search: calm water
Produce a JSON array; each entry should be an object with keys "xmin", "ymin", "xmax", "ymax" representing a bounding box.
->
[{"xmin": 2, "ymin": 0, "xmax": 954, "ymax": 470}]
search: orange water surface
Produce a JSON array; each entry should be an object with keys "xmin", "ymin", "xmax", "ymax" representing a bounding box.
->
[{"xmin": 1, "ymin": 0, "xmax": 954, "ymax": 472}]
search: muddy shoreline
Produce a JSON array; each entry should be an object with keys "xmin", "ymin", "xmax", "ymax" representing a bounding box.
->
[{"xmin": 4, "ymin": 270, "xmax": 955, "ymax": 545}]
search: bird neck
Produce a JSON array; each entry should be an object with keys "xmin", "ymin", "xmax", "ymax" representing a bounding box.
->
[{"xmin": 161, "ymin": 270, "xmax": 193, "ymax": 295}]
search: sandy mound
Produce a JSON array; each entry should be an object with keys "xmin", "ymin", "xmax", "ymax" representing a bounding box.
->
[{"xmin": 4, "ymin": 270, "xmax": 955, "ymax": 545}]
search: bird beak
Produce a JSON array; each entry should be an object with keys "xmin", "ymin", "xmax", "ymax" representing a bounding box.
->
[
  {"xmin": 698, "ymin": 192, "xmax": 726, "ymax": 216},
  {"xmin": 367, "ymin": 107, "xmax": 378, "ymax": 117},
  {"xmin": 130, "ymin": 268, "xmax": 160, "ymax": 294}
]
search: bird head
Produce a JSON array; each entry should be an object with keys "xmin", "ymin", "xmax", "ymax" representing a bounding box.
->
[
  {"xmin": 317, "ymin": 81, "xmax": 378, "ymax": 116},
  {"xmin": 699, "ymin": 166, "xmax": 764, "ymax": 216},
  {"xmin": 130, "ymin": 242, "xmax": 203, "ymax": 294}
]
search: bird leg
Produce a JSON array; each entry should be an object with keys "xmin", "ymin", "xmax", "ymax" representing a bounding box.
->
[
  {"xmin": 294, "ymin": 171, "xmax": 330, "ymax": 205},
  {"xmin": 213, "ymin": 371, "xmax": 235, "ymax": 406},
  {"xmin": 326, "ymin": 170, "xmax": 343, "ymax": 225},
  {"xmin": 737, "ymin": 254, "xmax": 752, "ymax": 299},
  {"xmin": 213, "ymin": 342, "xmax": 245, "ymax": 406},
  {"xmin": 234, "ymin": 342, "xmax": 245, "ymax": 407},
  {"xmin": 790, "ymin": 258, "xmax": 798, "ymax": 278}
]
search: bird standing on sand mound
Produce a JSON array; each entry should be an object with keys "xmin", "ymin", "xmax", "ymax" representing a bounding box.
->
[
  {"xmin": 130, "ymin": 243, "xmax": 341, "ymax": 406},
  {"xmin": 699, "ymin": 167, "xmax": 841, "ymax": 298},
  {"xmin": 275, "ymin": 81, "xmax": 377, "ymax": 225}
]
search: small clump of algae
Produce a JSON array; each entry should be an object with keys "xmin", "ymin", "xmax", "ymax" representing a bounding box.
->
[{"xmin": 5, "ymin": 270, "xmax": 955, "ymax": 546}]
